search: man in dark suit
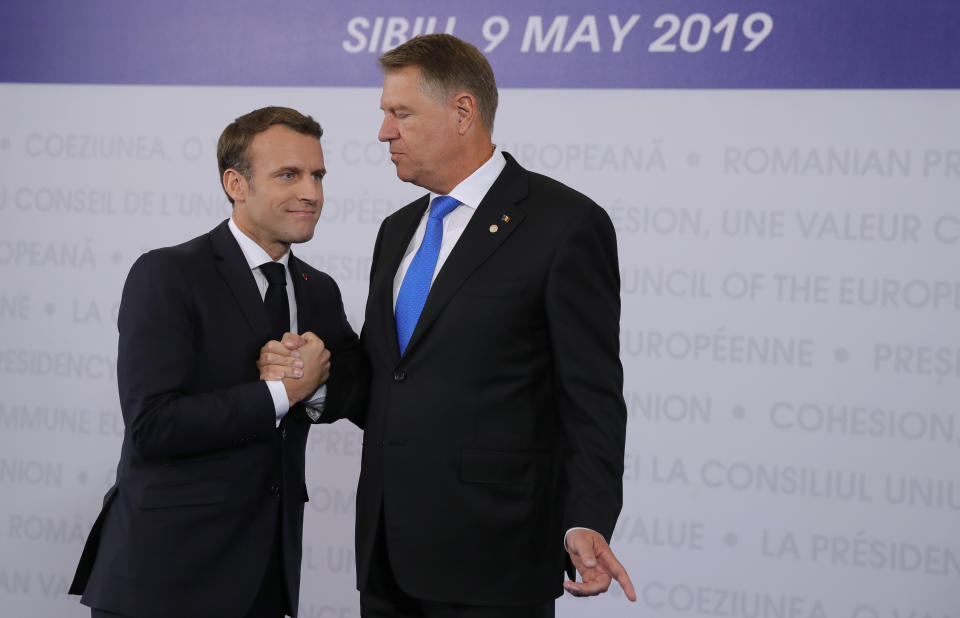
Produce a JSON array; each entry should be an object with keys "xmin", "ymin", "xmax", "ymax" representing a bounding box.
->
[
  {"xmin": 69, "ymin": 106, "xmax": 365, "ymax": 618},
  {"xmin": 263, "ymin": 34, "xmax": 634, "ymax": 617},
  {"xmin": 359, "ymin": 34, "xmax": 634, "ymax": 617}
]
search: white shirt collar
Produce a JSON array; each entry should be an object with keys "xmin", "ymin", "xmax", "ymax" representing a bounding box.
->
[
  {"xmin": 430, "ymin": 146, "xmax": 506, "ymax": 210},
  {"xmin": 227, "ymin": 217, "xmax": 291, "ymax": 271}
]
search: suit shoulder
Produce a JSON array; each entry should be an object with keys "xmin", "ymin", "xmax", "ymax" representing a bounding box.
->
[
  {"xmin": 516, "ymin": 167, "xmax": 613, "ymax": 235},
  {"xmin": 126, "ymin": 230, "xmax": 211, "ymax": 281},
  {"xmin": 525, "ymin": 169, "xmax": 598, "ymax": 212}
]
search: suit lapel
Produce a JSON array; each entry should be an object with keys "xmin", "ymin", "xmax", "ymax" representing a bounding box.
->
[
  {"xmin": 289, "ymin": 254, "xmax": 337, "ymax": 340},
  {"xmin": 210, "ymin": 220, "xmax": 272, "ymax": 344},
  {"xmin": 401, "ymin": 157, "xmax": 529, "ymax": 359}
]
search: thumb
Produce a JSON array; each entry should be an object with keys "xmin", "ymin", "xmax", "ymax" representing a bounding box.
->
[
  {"xmin": 302, "ymin": 331, "xmax": 326, "ymax": 350},
  {"xmin": 281, "ymin": 331, "xmax": 306, "ymax": 350},
  {"xmin": 569, "ymin": 532, "xmax": 598, "ymax": 569}
]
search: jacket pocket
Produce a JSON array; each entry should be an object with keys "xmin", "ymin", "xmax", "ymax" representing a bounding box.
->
[
  {"xmin": 139, "ymin": 480, "xmax": 227, "ymax": 509},
  {"xmin": 460, "ymin": 449, "xmax": 538, "ymax": 485}
]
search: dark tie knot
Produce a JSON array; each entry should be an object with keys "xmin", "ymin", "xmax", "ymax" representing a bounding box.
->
[{"xmin": 260, "ymin": 262, "xmax": 286, "ymax": 286}]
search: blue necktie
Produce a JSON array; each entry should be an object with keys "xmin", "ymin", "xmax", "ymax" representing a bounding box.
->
[{"xmin": 395, "ymin": 195, "xmax": 460, "ymax": 355}]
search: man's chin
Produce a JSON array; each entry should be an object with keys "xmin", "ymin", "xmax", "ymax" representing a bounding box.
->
[
  {"xmin": 393, "ymin": 164, "xmax": 417, "ymax": 184},
  {"xmin": 285, "ymin": 225, "xmax": 317, "ymax": 245}
]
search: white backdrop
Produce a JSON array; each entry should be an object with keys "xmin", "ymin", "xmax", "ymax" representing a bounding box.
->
[{"xmin": 1, "ymin": 83, "xmax": 959, "ymax": 617}]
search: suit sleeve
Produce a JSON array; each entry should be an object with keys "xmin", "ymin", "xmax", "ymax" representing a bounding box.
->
[
  {"xmin": 309, "ymin": 273, "xmax": 369, "ymax": 429},
  {"xmin": 117, "ymin": 251, "xmax": 275, "ymax": 460},
  {"xmin": 342, "ymin": 220, "xmax": 388, "ymax": 431},
  {"xmin": 545, "ymin": 202, "xmax": 627, "ymax": 539}
]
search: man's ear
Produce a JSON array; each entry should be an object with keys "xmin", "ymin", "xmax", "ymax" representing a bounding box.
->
[
  {"xmin": 223, "ymin": 169, "xmax": 248, "ymax": 204},
  {"xmin": 453, "ymin": 92, "xmax": 479, "ymax": 135}
]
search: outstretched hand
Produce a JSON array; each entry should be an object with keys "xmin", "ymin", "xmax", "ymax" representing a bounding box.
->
[{"xmin": 563, "ymin": 528, "xmax": 637, "ymax": 601}]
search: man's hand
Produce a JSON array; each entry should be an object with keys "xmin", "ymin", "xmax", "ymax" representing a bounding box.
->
[
  {"xmin": 563, "ymin": 528, "xmax": 637, "ymax": 601},
  {"xmin": 258, "ymin": 332, "xmax": 306, "ymax": 380},
  {"xmin": 285, "ymin": 332, "xmax": 330, "ymax": 405},
  {"xmin": 258, "ymin": 331, "xmax": 330, "ymax": 406}
]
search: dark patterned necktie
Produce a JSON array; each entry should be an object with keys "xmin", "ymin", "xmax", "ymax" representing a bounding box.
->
[{"xmin": 260, "ymin": 261, "xmax": 290, "ymax": 341}]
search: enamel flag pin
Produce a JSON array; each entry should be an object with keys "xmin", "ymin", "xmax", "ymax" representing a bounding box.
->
[{"xmin": 490, "ymin": 213, "xmax": 511, "ymax": 233}]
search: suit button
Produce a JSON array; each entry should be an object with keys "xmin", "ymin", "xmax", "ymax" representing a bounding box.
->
[
  {"xmin": 281, "ymin": 428, "xmax": 287, "ymax": 439},
  {"xmin": 269, "ymin": 485, "xmax": 280, "ymax": 497},
  {"xmin": 393, "ymin": 371, "xmax": 406, "ymax": 382}
]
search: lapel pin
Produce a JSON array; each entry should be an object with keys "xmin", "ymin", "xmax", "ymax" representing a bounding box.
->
[
  {"xmin": 500, "ymin": 215, "xmax": 510, "ymax": 223},
  {"xmin": 301, "ymin": 273, "xmax": 309, "ymax": 280},
  {"xmin": 489, "ymin": 224, "xmax": 499, "ymax": 233}
]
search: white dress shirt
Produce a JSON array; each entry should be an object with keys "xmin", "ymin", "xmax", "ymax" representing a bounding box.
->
[{"xmin": 228, "ymin": 218, "xmax": 326, "ymax": 424}]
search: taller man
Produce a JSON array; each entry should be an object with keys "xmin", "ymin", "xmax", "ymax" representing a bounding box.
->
[
  {"xmin": 69, "ymin": 107, "xmax": 365, "ymax": 618},
  {"xmin": 360, "ymin": 34, "xmax": 633, "ymax": 616}
]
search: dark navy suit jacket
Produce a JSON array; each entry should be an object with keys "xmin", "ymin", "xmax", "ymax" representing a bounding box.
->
[
  {"xmin": 70, "ymin": 220, "xmax": 366, "ymax": 617},
  {"xmin": 355, "ymin": 153, "xmax": 627, "ymax": 606}
]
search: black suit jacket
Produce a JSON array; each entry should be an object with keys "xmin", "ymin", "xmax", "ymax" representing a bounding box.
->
[
  {"xmin": 70, "ymin": 220, "xmax": 365, "ymax": 618},
  {"xmin": 355, "ymin": 152, "xmax": 627, "ymax": 606}
]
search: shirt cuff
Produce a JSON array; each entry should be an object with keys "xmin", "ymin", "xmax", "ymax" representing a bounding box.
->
[
  {"xmin": 266, "ymin": 380, "xmax": 290, "ymax": 427},
  {"xmin": 303, "ymin": 384, "xmax": 327, "ymax": 422}
]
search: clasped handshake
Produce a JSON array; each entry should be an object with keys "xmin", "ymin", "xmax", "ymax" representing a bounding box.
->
[{"xmin": 256, "ymin": 332, "xmax": 327, "ymax": 407}]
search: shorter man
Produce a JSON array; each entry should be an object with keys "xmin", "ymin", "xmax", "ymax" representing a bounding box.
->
[{"xmin": 70, "ymin": 106, "xmax": 366, "ymax": 618}]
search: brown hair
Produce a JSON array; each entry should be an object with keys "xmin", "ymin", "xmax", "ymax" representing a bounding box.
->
[
  {"xmin": 379, "ymin": 34, "xmax": 498, "ymax": 132},
  {"xmin": 217, "ymin": 106, "xmax": 323, "ymax": 204}
]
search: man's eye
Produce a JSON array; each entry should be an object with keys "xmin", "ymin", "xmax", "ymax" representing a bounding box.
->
[{"xmin": 281, "ymin": 172, "xmax": 295, "ymax": 179}]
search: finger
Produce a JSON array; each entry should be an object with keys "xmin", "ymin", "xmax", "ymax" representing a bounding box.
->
[
  {"xmin": 260, "ymin": 363, "xmax": 303, "ymax": 379},
  {"xmin": 564, "ymin": 572, "xmax": 611, "ymax": 597},
  {"xmin": 257, "ymin": 352, "xmax": 304, "ymax": 369},
  {"xmin": 301, "ymin": 332, "xmax": 326, "ymax": 351},
  {"xmin": 563, "ymin": 575, "xmax": 609, "ymax": 597},
  {"xmin": 260, "ymin": 369, "xmax": 293, "ymax": 380},
  {"xmin": 262, "ymin": 339, "xmax": 300, "ymax": 358},
  {"xmin": 563, "ymin": 581, "xmax": 587, "ymax": 597},
  {"xmin": 281, "ymin": 332, "xmax": 306, "ymax": 350},
  {"xmin": 598, "ymin": 551, "xmax": 637, "ymax": 601},
  {"xmin": 256, "ymin": 356, "xmax": 298, "ymax": 371}
]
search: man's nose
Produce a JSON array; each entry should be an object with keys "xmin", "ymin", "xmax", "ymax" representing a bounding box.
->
[
  {"xmin": 378, "ymin": 116, "xmax": 397, "ymax": 142},
  {"xmin": 299, "ymin": 177, "xmax": 321, "ymax": 203}
]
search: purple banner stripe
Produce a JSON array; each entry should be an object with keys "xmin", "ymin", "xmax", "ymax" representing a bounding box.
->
[{"xmin": 1, "ymin": 0, "xmax": 958, "ymax": 88}]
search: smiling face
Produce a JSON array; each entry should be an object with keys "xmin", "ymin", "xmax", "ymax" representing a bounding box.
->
[
  {"xmin": 378, "ymin": 66, "xmax": 463, "ymax": 194},
  {"xmin": 226, "ymin": 124, "xmax": 326, "ymax": 259}
]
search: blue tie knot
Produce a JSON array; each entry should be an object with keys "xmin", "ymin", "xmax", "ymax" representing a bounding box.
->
[{"xmin": 429, "ymin": 195, "xmax": 460, "ymax": 220}]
